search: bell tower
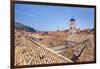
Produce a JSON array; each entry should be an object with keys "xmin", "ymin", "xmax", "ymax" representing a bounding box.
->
[{"xmin": 69, "ymin": 18, "xmax": 76, "ymax": 35}]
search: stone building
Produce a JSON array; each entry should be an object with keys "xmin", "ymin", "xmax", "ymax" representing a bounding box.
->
[{"xmin": 69, "ymin": 18, "xmax": 76, "ymax": 35}]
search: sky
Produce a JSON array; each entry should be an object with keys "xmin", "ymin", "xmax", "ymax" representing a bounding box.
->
[{"xmin": 15, "ymin": 4, "xmax": 94, "ymax": 31}]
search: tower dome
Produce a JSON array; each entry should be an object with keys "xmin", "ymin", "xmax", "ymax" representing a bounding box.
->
[{"xmin": 70, "ymin": 18, "xmax": 75, "ymax": 21}]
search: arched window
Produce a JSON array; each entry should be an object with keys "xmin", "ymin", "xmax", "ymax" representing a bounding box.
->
[{"xmin": 70, "ymin": 27, "xmax": 72, "ymax": 30}]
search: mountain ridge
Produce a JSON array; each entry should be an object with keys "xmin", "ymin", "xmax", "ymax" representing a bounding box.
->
[{"xmin": 15, "ymin": 22, "xmax": 36, "ymax": 32}]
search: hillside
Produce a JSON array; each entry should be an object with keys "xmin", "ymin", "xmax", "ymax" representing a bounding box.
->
[{"xmin": 15, "ymin": 22, "xmax": 36, "ymax": 32}]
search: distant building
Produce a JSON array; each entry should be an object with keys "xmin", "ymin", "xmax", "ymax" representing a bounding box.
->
[
  {"xmin": 69, "ymin": 18, "xmax": 76, "ymax": 35},
  {"xmin": 77, "ymin": 28, "xmax": 81, "ymax": 34}
]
